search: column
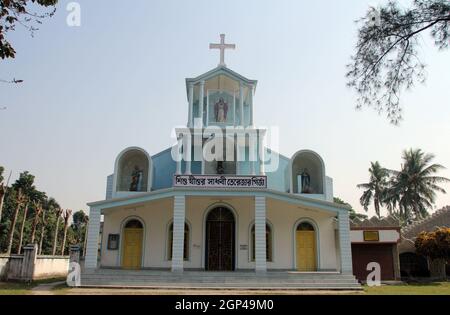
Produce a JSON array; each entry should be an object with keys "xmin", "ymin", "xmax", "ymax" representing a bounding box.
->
[
  {"xmin": 184, "ymin": 134, "xmax": 192, "ymax": 175},
  {"xmin": 84, "ymin": 206, "xmax": 101, "ymax": 269},
  {"xmin": 188, "ymin": 83, "xmax": 194, "ymax": 127},
  {"xmin": 258, "ymin": 130, "xmax": 266, "ymax": 175},
  {"xmin": 249, "ymin": 84, "xmax": 254, "ymax": 126},
  {"xmin": 254, "ymin": 196, "xmax": 267, "ymax": 273},
  {"xmin": 199, "ymin": 81, "xmax": 205, "ymax": 125},
  {"xmin": 171, "ymin": 195, "xmax": 186, "ymax": 273},
  {"xmin": 21, "ymin": 243, "xmax": 38, "ymax": 281},
  {"xmin": 176, "ymin": 133, "xmax": 182, "ymax": 175},
  {"xmin": 239, "ymin": 82, "xmax": 245, "ymax": 126},
  {"xmin": 248, "ymin": 129, "xmax": 257, "ymax": 175},
  {"xmin": 338, "ymin": 209, "xmax": 353, "ymax": 274}
]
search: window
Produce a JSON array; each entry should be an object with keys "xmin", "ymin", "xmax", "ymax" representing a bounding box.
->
[
  {"xmin": 107, "ymin": 234, "xmax": 120, "ymax": 250},
  {"xmin": 251, "ymin": 224, "xmax": 272, "ymax": 262},
  {"xmin": 168, "ymin": 223, "xmax": 189, "ymax": 260}
]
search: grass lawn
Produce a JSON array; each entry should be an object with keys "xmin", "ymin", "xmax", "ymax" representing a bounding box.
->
[
  {"xmin": 0, "ymin": 278, "xmax": 66, "ymax": 295},
  {"xmin": 0, "ymin": 282, "xmax": 35, "ymax": 295},
  {"xmin": 1, "ymin": 280, "xmax": 449, "ymax": 295},
  {"xmin": 364, "ymin": 282, "xmax": 450, "ymax": 295}
]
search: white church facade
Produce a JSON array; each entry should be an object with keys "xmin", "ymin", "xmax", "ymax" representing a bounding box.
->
[{"xmin": 83, "ymin": 35, "xmax": 354, "ymax": 278}]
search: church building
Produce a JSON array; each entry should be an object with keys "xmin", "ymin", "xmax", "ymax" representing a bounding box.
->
[{"xmin": 83, "ymin": 35, "xmax": 357, "ymax": 287}]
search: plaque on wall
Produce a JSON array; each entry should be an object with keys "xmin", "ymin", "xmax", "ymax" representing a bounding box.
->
[
  {"xmin": 240, "ymin": 244, "xmax": 248, "ymax": 250},
  {"xmin": 363, "ymin": 230, "xmax": 379, "ymax": 242},
  {"xmin": 107, "ymin": 234, "xmax": 120, "ymax": 250}
]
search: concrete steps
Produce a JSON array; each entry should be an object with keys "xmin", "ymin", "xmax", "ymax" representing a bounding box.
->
[{"xmin": 80, "ymin": 270, "xmax": 362, "ymax": 290}]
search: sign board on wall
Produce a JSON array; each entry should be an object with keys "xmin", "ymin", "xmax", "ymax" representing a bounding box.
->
[{"xmin": 173, "ymin": 175, "xmax": 267, "ymax": 189}]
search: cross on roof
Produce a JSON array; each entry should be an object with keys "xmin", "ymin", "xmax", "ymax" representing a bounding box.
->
[{"xmin": 209, "ymin": 34, "xmax": 236, "ymax": 67}]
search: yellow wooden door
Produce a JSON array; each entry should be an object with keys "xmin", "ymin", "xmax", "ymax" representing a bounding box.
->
[
  {"xmin": 122, "ymin": 228, "xmax": 143, "ymax": 269},
  {"xmin": 296, "ymin": 231, "xmax": 316, "ymax": 271}
]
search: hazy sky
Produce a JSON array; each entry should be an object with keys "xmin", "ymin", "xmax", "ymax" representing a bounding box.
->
[{"xmin": 1, "ymin": 0, "xmax": 449, "ymax": 217}]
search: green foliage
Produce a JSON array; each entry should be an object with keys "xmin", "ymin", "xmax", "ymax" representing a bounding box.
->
[
  {"xmin": 0, "ymin": 169, "xmax": 87, "ymax": 255},
  {"xmin": 415, "ymin": 227, "xmax": 450, "ymax": 260},
  {"xmin": 0, "ymin": 165, "xmax": 4, "ymax": 182},
  {"xmin": 358, "ymin": 149, "xmax": 449, "ymax": 225},
  {"xmin": 387, "ymin": 149, "xmax": 450, "ymax": 224},
  {"xmin": 0, "ymin": 0, "xmax": 58, "ymax": 60},
  {"xmin": 334, "ymin": 197, "xmax": 368, "ymax": 220},
  {"xmin": 357, "ymin": 161, "xmax": 389, "ymax": 218},
  {"xmin": 347, "ymin": 0, "xmax": 450, "ymax": 124}
]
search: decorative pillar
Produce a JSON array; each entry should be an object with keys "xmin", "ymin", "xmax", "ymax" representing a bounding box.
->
[
  {"xmin": 239, "ymin": 82, "xmax": 245, "ymax": 126},
  {"xmin": 84, "ymin": 206, "xmax": 101, "ymax": 270},
  {"xmin": 254, "ymin": 196, "xmax": 267, "ymax": 273},
  {"xmin": 258, "ymin": 130, "xmax": 266, "ymax": 175},
  {"xmin": 199, "ymin": 81, "xmax": 205, "ymax": 125},
  {"xmin": 175, "ymin": 133, "xmax": 182, "ymax": 175},
  {"xmin": 69, "ymin": 245, "xmax": 81, "ymax": 264},
  {"xmin": 249, "ymin": 84, "xmax": 254, "ymax": 126},
  {"xmin": 171, "ymin": 195, "xmax": 186, "ymax": 273},
  {"xmin": 188, "ymin": 83, "xmax": 194, "ymax": 127},
  {"xmin": 338, "ymin": 210, "xmax": 353, "ymax": 274},
  {"xmin": 185, "ymin": 134, "xmax": 192, "ymax": 175},
  {"xmin": 248, "ymin": 129, "xmax": 257, "ymax": 175},
  {"xmin": 21, "ymin": 243, "xmax": 38, "ymax": 282}
]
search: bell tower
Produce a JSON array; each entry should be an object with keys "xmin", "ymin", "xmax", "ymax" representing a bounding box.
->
[{"xmin": 175, "ymin": 34, "xmax": 266, "ymax": 176}]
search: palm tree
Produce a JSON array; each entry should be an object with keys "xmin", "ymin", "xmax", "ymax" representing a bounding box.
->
[
  {"xmin": 30, "ymin": 201, "xmax": 43, "ymax": 244},
  {"xmin": 17, "ymin": 202, "xmax": 29, "ymax": 254},
  {"xmin": 357, "ymin": 161, "xmax": 389, "ymax": 218},
  {"xmin": 6, "ymin": 189, "xmax": 26, "ymax": 254},
  {"xmin": 60, "ymin": 209, "xmax": 72, "ymax": 255},
  {"xmin": 52, "ymin": 208, "xmax": 63, "ymax": 255},
  {"xmin": 386, "ymin": 149, "xmax": 450, "ymax": 224}
]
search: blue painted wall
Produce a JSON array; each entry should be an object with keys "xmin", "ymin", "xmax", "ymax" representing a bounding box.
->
[{"xmin": 151, "ymin": 145, "xmax": 291, "ymax": 192}]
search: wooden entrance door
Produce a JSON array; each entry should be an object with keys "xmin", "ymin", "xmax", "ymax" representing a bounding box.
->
[
  {"xmin": 206, "ymin": 207, "xmax": 235, "ymax": 271},
  {"xmin": 296, "ymin": 230, "xmax": 316, "ymax": 271},
  {"xmin": 122, "ymin": 227, "xmax": 143, "ymax": 269}
]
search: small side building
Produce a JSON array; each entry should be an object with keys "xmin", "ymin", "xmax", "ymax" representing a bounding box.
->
[
  {"xmin": 350, "ymin": 216, "xmax": 401, "ymax": 282},
  {"xmin": 398, "ymin": 206, "xmax": 450, "ymax": 278}
]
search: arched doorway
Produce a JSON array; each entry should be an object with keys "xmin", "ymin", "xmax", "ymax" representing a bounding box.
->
[
  {"xmin": 296, "ymin": 221, "xmax": 317, "ymax": 271},
  {"xmin": 399, "ymin": 252, "xmax": 430, "ymax": 278},
  {"xmin": 205, "ymin": 207, "xmax": 235, "ymax": 271},
  {"xmin": 122, "ymin": 219, "xmax": 143, "ymax": 269}
]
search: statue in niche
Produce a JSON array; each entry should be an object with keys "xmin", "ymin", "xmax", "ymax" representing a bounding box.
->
[
  {"xmin": 214, "ymin": 97, "xmax": 228, "ymax": 123},
  {"xmin": 129, "ymin": 165, "xmax": 143, "ymax": 191},
  {"xmin": 216, "ymin": 161, "xmax": 225, "ymax": 174},
  {"xmin": 301, "ymin": 168, "xmax": 312, "ymax": 193}
]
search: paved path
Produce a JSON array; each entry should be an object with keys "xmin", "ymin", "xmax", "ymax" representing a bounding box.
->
[{"xmin": 31, "ymin": 281, "xmax": 65, "ymax": 295}]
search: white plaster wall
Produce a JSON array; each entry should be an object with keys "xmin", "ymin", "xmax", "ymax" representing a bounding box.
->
[
  {"xmin": 33, "ymin": 257, "xmax": 69, "ymax": 279},
  {"xmin": 350, "ymin": 230, "xmax": 400, "ymax": 243},
  {"xmin": 100, "ymin": 197, "xmax": 173, "ymax": 268},
  {"xmin": 266, "ymin": 199, "xmax": 338, "ymax": 270},
  {"xmin": 100, "ymin": 196, "xmax": 339, "ymax": 271}
]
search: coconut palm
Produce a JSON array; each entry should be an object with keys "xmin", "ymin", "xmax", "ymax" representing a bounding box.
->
[
  {"xmin": 357, "ymin": 161, "xmax": 389, "ymax": 218},
  {"xmin": 386, "ymin": 149, "xmax": 450, "ymax": 224},
  {"xmin": 5, "ymin": 189, "xmax": 26, "ymax": 254},
  {"xmin": 60, "ymin": 209, "xmax": 72, "ymax": 255}
]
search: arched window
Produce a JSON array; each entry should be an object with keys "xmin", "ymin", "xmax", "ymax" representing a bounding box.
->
[
  {"xmin": 125, "ymin": 219, "xmax": 143, "ymax": 229},
  {"xmin": 291, "ymin": 150, "xmax": 325, "ymax": 194},
  {"xmin": 115, "ymin": 148, "xmax": 151, "ymax": 192},
  {"xmin": 251, "ymin": 224, "xmax": 272, "ymax": 262},
  {"xmin": 168, "ymin": 223, "xmax": 189, "ymax": 261},
  {"xmin": 297, "ymin": 222, "xmax": 314, "ymax": 231}
]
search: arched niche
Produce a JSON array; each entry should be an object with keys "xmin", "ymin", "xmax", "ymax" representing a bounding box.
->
[
  {"xmin": 114, "ymin": 147, "xmax": 152, "ymax": 193},
  {"xmin": 290, "ymin": 150, "xmax": 325, "ymax": 194}
]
